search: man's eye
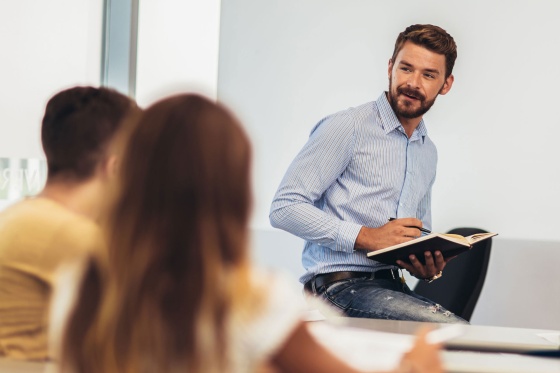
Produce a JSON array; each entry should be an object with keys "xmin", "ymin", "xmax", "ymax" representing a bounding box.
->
[
  {"xmin": 424, "ymin": 74, "xmax": 435, "ymax": 79},
  {"xmin": 400, "ymin": 67, "xmax": 411, "ymax": 72}
]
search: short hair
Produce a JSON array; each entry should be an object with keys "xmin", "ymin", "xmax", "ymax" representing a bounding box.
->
[
  {"xmin": 41, "ymin": 86, "xmax": 135, "ymax": 182},
  {"xmin": 391, "ymin": 24, "xmax": 457, "ymax": 78}
]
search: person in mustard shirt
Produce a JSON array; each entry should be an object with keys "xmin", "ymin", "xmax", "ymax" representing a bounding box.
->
[{"xmin": 0, "ymin": 86, "xmax": 138, "ymax": 360}]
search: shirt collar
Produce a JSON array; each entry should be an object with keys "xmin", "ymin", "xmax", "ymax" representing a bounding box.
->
[{"xmin": 377, "ymin": 91, "xmax": 428, "ymax": 142}]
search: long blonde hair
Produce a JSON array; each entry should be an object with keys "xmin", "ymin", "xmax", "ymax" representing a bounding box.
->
[{"xmin": 59, "ymin": 94, "xmax": 258, "ymax": 372}]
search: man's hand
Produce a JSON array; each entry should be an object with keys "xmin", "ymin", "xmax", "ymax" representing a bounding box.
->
[
  {"xmin": 354, "ymin": 217, "xmax": 448, "ymax": 280},
  {"xmin": 354, "ymin": 217, "xmax": 426, "ymax": 251},
  {"xmin": 396, "ymin": 251, "xmax": 448, "ymax": 280}
]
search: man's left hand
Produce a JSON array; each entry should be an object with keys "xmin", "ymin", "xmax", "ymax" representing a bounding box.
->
[{"xmin": 396, "ymin": 251, "xmax": 447, "ymax": 280}]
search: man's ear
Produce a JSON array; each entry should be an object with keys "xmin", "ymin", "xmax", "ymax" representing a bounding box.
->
[
  {"xmin": 388, "ymin": 58, "xmax": 394, "ymax": 79},
  {"xmin": 439, "ymin": 74, "xmax": 454, "ymax": 96}
]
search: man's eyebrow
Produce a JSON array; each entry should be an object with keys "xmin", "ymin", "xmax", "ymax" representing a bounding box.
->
[
  {"xmin": 398, "ymin": 60, "xmax": 441, "ymax": 75},
  {"xmin": 423, "ymin": 68, "xmax": 441, "ymax": 75}
]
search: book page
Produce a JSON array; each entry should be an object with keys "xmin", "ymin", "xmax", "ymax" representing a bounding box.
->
[
  {"xmin": 465, "ymin": 233, "xmax": 498, "ymax": 245},
  {"xmin": 440, "ymin": 233, "xmax": 469, "ymax": 244}
]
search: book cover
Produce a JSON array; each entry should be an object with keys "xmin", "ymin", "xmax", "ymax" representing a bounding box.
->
[{"xmin": 366, "ymin": 232, "xmax": 497, "ymax": 265}]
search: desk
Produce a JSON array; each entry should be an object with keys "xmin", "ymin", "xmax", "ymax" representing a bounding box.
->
[
  {"xmin": 441, "ymin": 350, "xmax": 560, "ymax": 373},
  {"xmin": 310, "ymin": 317, "xmax": 560, "ymax": 372},
  {"xmin": 338, "ymin": 317, "xmax": 560, "ymax": 353},
  {"xmin": 2, "ymin": 319, "xmax": 560, "ymax": 373}
]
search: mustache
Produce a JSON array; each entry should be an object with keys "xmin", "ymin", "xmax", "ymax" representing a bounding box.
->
[{"xmin": 397, "ymin": 87, "xmax": 425, "ymax": 101}]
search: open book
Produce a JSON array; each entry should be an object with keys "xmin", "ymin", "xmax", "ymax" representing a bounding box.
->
[{"xmin": 367, "ymin": 232, "xmax": 497, "ymax": 265}]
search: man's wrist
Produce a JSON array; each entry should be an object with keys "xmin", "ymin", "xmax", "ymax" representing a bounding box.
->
[{"xmin": 423, "ymin": 271, "xmax": 443, "ymax": 283}]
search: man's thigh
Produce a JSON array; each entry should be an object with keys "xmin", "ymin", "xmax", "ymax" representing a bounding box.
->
[{"xmin": 320, "ymin": 278, "xmax": 467, "ymax": 324}]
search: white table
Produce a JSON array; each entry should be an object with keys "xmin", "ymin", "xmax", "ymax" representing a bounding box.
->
[
  {"xmin": 310, "ymin": 317, "xmax": 560, "ymax": 372},
  {"xmin": 338, "ymin": 317, "xmax": 560, "ymax": 353}
]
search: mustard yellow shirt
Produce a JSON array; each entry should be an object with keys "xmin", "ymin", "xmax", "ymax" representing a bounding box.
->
[{"xmin": 0, "ymin": 198, "xmax": 103, "ymax": 360}]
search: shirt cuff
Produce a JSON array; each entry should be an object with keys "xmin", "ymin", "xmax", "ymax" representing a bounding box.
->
[{"xmin": 336, "ymin": 221, "xmax": 363, "ymax": 253}]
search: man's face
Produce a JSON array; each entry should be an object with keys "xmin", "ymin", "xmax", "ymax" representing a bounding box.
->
[{"xmin": 387, "ymin": 41, "xmax": 454, "ymax": 120}]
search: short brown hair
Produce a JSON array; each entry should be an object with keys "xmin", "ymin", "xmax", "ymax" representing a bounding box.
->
[
  {"xmin": 391, "ymin": 24, "xmax": 457, "ymax": 78},
  {"xmin": 41, "ymin": 86, "xmax": 136, "ymax": 182}
]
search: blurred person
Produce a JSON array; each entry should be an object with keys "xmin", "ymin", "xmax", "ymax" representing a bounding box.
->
[
  {"xmin": 0, "ymin": 86, "xmax": 138, "ymax": 360},
  {"xmin": 52, "ymin": 93, "xmax": 443, "ymax": 373}
]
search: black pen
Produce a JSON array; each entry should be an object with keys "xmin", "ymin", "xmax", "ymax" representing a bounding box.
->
[{"xmin": 388, "ymin": 217, "xmax": 432, "ymax": 234}]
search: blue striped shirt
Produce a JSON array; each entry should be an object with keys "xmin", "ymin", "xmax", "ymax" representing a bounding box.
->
[{"xmin": 269, "ymin": 92, "xmax": 437, "ymax": 284}]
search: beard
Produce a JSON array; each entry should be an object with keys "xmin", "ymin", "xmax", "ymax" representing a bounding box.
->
[{"xmin": 387, "ymin": 79, "xmax": 438, "ymax": 119}]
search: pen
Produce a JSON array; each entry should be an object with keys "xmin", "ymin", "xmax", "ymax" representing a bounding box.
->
[{"xmin": 388, "ymin": 217, "xmax": 432, "ymax": 234}]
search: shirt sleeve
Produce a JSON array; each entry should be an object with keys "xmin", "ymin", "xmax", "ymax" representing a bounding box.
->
[{"xmin": 269, "ymin": 112, "xmax": 363, "ymax": 253}]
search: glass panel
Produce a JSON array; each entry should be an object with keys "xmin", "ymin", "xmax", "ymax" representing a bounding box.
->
[{"xmin": 0, "ymin": 158, "xmax": 47, "ymax": 210}]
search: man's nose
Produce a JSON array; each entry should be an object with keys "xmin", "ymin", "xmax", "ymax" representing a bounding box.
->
[{"xmin": 407, "ymin": 72, "xmax": 421, "ymax": 89}]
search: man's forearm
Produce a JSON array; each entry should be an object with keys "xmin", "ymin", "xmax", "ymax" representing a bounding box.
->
[{"xmin": 269, "ymin": 202, "xmax": 360, "ymax": 253}]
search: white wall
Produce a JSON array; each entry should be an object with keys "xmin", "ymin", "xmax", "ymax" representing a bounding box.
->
[
  {"xmin": 0, "ymin": 0, "xmax": 103, "ymax": 211},
  {"xmin": 0, "ymin": 0, "xmax": 102, "ymax": 159},
  {"xmin": 218, "ymin": 0, "xmax": 560, "ymax": 240},
  {"xmin": 135, "ymin": 0, "xmax": 221, "ymax": 106},
  {"xmin": 219, "ymin": 0, "xmax": 560, "ymax": 328}
]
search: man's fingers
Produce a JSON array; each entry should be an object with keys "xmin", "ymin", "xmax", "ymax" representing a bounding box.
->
[
  {"xmin": 387, "ymin": 219, "xmax": 424, "ymax": 239},
  {"xmin": 398, "ymin": 252, "xmax": 444, "ymax": 279},
  {"xmin": 434, "ymin": 251, "xmax": 446, "ymax": 271},
  {"xmin": 423, "ymin": 251, "xmax": 437, "ymax": 274},
  {"xmin": 397, "ymin": 258, "xmax": 422, "ymax": 277},
  {"xmin": 409, "ymin": 255, "xmax": 427, "ymax": 277}
]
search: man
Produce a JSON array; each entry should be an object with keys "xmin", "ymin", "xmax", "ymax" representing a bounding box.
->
[
  {"xmin": 270, "ymin": 24, "xmax": 467, "ymax": 323},
  {"xmin": 0, "ymin": 86, "xmax": 137, "ymax": 359}
]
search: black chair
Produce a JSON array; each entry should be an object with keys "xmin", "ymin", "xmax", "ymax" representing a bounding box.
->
[{"xmin": 412, "ymin": 227, "xmax": 493, "ymax": 322}]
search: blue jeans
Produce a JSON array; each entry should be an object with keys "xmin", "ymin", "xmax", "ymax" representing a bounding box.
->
[{"xmin": 316, "ymin": 277, "xmax": 468, "ymax": 324}]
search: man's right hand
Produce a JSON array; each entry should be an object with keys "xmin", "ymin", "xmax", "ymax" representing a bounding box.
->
[{"xmin": 354, "ymin": 217, "xmax": 425, "ymax": 251}]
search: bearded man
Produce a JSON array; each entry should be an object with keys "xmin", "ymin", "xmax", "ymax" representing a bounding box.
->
[{"xmin": 270, "ymin": 24, "xmax": 468, "ymax": 323}]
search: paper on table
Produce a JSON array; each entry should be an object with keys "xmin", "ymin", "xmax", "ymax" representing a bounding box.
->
[
  {"xmin": 302, "ymin": 308, "xmax": 327, "ymax": 322},
  {"xmin": 536, "ymin": 332, "xmax": 560, "ymax": 346},
  {"xmin": 307, "ymin": 322, "xmax": 414, "ymax": 371},
  {"xmin": 442, "ymin": 351, "xmax": 560, "ymax": 373}
]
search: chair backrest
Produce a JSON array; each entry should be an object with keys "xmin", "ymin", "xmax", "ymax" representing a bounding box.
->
[{"xmin": 412, "ymin": 227, "xmax": 492, "ymax": 322}]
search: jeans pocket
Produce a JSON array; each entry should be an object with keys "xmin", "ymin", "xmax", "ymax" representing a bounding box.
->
[{"xmin": 324, "ymin": 278, "xmax": 360, "ymax": 296}]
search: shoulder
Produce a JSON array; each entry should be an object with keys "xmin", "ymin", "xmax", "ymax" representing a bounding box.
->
[
  {"xmin": 0, "ymin": 198, "xmax": 89, "ymax": 228},
  {"xmin": 312, "ymin": 101, "xmax": 375, "ymax": 131},
  {"xmin": 2, "ymin": 198, "xmax": 103, "ymax": 255},
  {"xmin": 229, "ymin": 270, "xmax": 305, "ymax": 368},
  {"xmin": 0, "ymin": 198, "xmax": 94, "ymax": 249},
  {"xmin": 252, "ymin": 270, "xmax": 306, "ymax": 312},
  {"xmin": 308, "ymin": 101, "xmax": 377, "ymax": 145},
  {"xmin": 423, "ymin": 135, "xmax": 437, "ymax": 148}
]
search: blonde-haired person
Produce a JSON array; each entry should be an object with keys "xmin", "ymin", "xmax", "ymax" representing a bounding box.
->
[{"xmin": 50, "ymin": 94, "xmax": 443, "ymax": 373}]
